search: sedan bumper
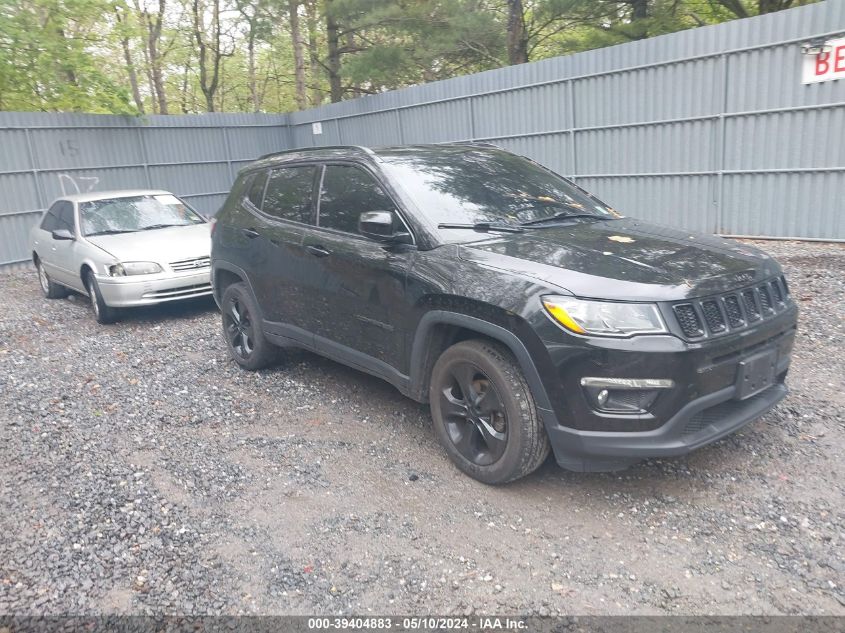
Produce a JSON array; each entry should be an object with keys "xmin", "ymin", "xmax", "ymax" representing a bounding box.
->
[{"xmin": 95, "ymin": 270, "xmax": 212, "ymax": 307}]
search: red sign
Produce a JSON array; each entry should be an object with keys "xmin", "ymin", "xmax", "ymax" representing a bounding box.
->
[{"xmin": 803, "ymin": 37, "xmax": 845, "ymax": 84}]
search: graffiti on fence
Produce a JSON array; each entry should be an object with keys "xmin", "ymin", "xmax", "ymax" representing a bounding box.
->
[{"xmin": 57, "ymin": 173, "xmax": 99, "ymax": 196}]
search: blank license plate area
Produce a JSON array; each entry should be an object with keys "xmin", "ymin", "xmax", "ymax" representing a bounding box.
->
[{"xmin": 735, "ymin": 349, "xmax": 778, "ymax": 400}]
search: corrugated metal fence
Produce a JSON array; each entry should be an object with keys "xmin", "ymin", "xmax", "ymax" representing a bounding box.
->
[
  {"xmin": 0, "ymin": 112, "xmax": 289, "ymax": 269},
  {"xmin": 1, "ymin": 1, "xmax": 843, "ymax": 271},
  {"xmin": 291, "ymin": 0, "xmax": 845, "ymax": 242}
]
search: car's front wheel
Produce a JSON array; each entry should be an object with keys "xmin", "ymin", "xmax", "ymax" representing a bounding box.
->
[
  {"xmin": 36, "ymin": 258, "xmax": 67, "ymax": 299},
  {"xmin": 85, "ymin": 272, "xmax": 118, "ymax": 324},
  {"xmin": 221, "ymin": 282, "xmax": 279, "ymax": 370},
  {"xmin": 429, "ymin": 339, "xmax": 550, "ymax": 484}
]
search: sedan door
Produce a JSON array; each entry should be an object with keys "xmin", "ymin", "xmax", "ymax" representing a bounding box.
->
[
  {"xmin": 45, "ymin": 201, "xmax": 81, "ymax": 288},
  {"xmin": 301, "ymin": 163, "xmax": 414, "ymax": 373}
]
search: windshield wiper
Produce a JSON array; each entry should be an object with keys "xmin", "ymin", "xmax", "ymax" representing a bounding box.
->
[
  {"xmin": 519, "ymin": 212, "xmax": 608, "ymax": 227},
  {"xmin": 139, "ymin": 223, "xmax": 188, "ymax": 231},
  {"xmin": 86, "ymin": 229, "xmax": 134, "ymax": 236},
  {"xmin": 437, "ymin": 222, "xmax": 525, "ymax": 234}
]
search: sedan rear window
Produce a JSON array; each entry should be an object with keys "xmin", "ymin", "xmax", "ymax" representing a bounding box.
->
[{"xmin": 80, "ymin": 195, "xmax": 205, "ymax": 237}]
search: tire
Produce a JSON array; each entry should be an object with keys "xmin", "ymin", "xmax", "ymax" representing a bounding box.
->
[
  {"xmin": 221, "ymin": 282, "xmax": 280, "ymax": 370},
  {"xmin": 85, "ymin": 272, "xmax": 118, "ymax": 324},
  {"xmin": 36, "ymin": 258, "xmax": 68, "ymax": 299},
  {"xmin": 429, "ymin": 339, "xmax": 550, "ymax": 484}
]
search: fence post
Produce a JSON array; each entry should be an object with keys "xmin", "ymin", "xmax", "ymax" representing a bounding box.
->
[
  {"xmin": 567, "ymin": 79, "xmax": 578, "ymax": 180},
  {"xmin": 24, "ymin": 127, "xmax": 45, "ymax": 209},
  {"xmin": 715, "ymin": 53, "xmax": 730, "ymax": 234},
  {"xmin": 222, "ymin": 126, "xmax": 234, "ymax": 182},
  {"xmin": 468, "ymin": 95, "xmax": 476, "ymax": 140},
  {"xmin": 136, "ymin": 124, "xmax": 153, "ymax": 189},
  {"xmin": 395, "ymin": 109, "xmax": 405, "ymax": 144}
]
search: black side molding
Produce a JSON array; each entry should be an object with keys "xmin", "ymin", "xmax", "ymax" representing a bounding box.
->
[{"xmin": 408, "ymin": 310, "xmax": 554, "ymax": 412}]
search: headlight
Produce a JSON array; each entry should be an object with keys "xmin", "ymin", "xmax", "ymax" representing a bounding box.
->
[
  {"xmin": 109, "ymin": 261, "xmax": 163, "ymax": 276},
  {"xmin": 542, "ymin": 296, "xmax": 667, "ymax": 337}
]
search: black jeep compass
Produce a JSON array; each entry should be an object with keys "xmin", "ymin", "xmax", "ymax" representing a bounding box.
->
[{"xmin": 211, "ymin": 144, "xmax": 797, "ymax": 484}]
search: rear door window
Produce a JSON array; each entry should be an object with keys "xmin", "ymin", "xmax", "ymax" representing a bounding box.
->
[
  {"xmin": 317, "ymin": 165, "xmax": 395, "ymax": 234},
  {"xmin": 245, "ymin": 171, "xmax": 268, "ymax": 210},
  {"xmin": 262, "ymin": 166, "xmax": 316, "ymax": 224}
]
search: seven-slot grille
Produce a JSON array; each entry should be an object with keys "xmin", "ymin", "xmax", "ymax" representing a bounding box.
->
[
  {"xmin": 672, "ymin": 276, "xmax": 790, "ymax": 339},
  {"xmin": 170, "ymin": 256, "xmax": 210, "ymax": 271}
]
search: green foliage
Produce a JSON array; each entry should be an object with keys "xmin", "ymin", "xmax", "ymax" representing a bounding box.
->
[
  {"xmin": 0, "ymin": 0, "xmax": 819, "ymax": 113},
  {"xmin": 0, "ymin": 0, "xmax": 136, "ymax": 112}
]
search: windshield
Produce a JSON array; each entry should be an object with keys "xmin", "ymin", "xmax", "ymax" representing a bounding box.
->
[
  {"xmin": 379, "ymin": 148, "xmax": 620, "ymax": 237},
  {"xmin": 80, "ymin": 194, "xmax": 205, "ymax": 237}
]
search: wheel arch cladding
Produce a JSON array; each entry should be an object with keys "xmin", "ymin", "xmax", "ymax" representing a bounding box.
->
[
  {"xmin": 408, "ymin": 309, "xmax": 555, "ymax": 414},
  {"xmin": 214, "ymin": 268, "xmax": 244, "ymax": 299}
]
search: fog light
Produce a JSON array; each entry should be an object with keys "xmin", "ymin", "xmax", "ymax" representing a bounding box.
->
[
  {"xmin": 596, "ymin": 389, "xmax": 609, "ymax": 407},
  {"xmin": 581, "ymin": 377, "xmax": 674, "ymax": 414}
]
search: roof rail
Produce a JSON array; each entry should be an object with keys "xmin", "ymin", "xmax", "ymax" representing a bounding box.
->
[
  {"xmin": 257, "ymin": 145, "xmax": 377, "ymax": 161},
  {"xmin": 445, "ymin": 141, "xmax": 501, "ymax": 149}
]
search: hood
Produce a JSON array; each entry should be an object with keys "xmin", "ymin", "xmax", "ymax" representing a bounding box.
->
[
  {"xmin": 85, "ymin": 223, "xmax": 211, "ymax": 265},
  {"xmin": 458, "ymin": 218, "xmax": 782, "ymax": 301}
]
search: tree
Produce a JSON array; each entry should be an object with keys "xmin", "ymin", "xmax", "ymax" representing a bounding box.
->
[
  {"xmin": 133, "ymin": 0, "xmax": 169, "ymax": 113},
  {"xmin": 506, "ymin": 0, "xmax": 528, "ymax": 63},
  {"xmin": 114, "ymin": 5, "xmax": 145, "ymax": 113},
  {"xmin": 192, "ymin": 0, "xmax": 234, "ymax": 111},
  {"xmin": 0, "ymin": 0, "xmax": 821, "ymax": 114},
  {"xmin": 288, "ymin": 0, "xmax": 308, "ymax": 109}
]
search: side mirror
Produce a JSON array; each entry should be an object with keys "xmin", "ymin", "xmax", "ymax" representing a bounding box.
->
[
  {"xmin": 359, "ymin": 211, "xmax": 411, "ymax": 244},
  {"xmin": 51, "ymin": 229, "xmax": 74, "ymax": 241}
]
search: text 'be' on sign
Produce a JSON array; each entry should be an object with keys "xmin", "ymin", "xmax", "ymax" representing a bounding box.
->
[{"xmin": 802, "ymin": 37, "xmax": 845, "ymax": 84}]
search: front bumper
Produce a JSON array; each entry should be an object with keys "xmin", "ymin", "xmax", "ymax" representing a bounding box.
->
[
  {"xmin": 536, "ymin": 305, "xmax": 797, "ymax": 472},
  {"xmin": 546, "ymin": 381, "xmax": 787, "ymax": 472},
  {"xmin": 95, "ymin": 270, "xmax": 212, "ymax": 307}
]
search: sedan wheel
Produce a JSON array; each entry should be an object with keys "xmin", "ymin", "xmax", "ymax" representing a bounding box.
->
[
  {"xmin": 36, "ymin": 260, "xmax": 67, "ymax": 299},
  {"xmin": 85, "ymin": 272, "xmax": 118, "ymax": 324},
  {"xmin": 87, "ymin": 278, "xmax": 100, "ymax": 319}
]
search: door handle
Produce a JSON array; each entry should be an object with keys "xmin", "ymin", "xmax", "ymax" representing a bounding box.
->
[
  {"xmin": 306, "ymin": 244, "xmax": 331, "ymax": 258},
  {"xmin": 242, "ymin": 228, "xmax": 260, "ymax": 239}
]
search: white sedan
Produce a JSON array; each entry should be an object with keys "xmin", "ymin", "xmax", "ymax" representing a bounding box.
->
[{"xmin": 30, "ymin": 189, "xmax": 212, "ymax": 323}]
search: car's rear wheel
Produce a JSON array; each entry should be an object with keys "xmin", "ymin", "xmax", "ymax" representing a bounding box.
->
[
  {"xmin": 36, "ymin": 258, "xmax": 67, "ymax": 299},
  {"xmin": 221, "ymin": 282, "xmax": 279, "ymax": 370},
  {"xmin": 429, "ymin": 339, "xmax": 550, "ymax": 484},
  {"xmin": 85, "ymin": 272, "xmax": 118, "ymax": 324}
]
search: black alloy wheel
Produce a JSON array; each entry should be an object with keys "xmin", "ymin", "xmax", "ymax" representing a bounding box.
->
[
  {"xmin": 439, "ymin": 363, "xmax": 508, "ymax": 466},
  {"xmin": 220, "ymin": 282, "xmax": 280, "ymax": 370},
  {"xmin": 224, "ymin": 295, "xmax": 255, "ymax": 360},
  {"xmin": 429, "ymin": 339, "xmax": 550, "ymax": 484}
]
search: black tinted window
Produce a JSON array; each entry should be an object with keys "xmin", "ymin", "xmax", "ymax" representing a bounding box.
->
[
  {"xmin": 262, "ymin": 166, "xmax": 316, "ymax": 223},
  {"xmin": 245, "ymin": 171, "xmax": 268, "ymax": 209},
  {"xmin": 40, "ymin": 204, "xmax": 61, "ymax": 232},
  {"xmin": 57, "ymin": 202, "xmax": 75, "ymax": 231},
  {"xmin": 318, "ymin": 165, "xmax": 395, "ymax": 234},
  {"xmin": 41, "ymin": 201, "xmax": 73, "ymax": 232}
]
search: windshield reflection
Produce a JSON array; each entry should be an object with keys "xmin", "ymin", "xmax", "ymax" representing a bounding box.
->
[
  {"xmin": 379, "ymin": 147, "xmax": 620, "ymax": 237},
  {"xmin": 80, "ymin": 195, "xmax": 205, "ymax": 237}
]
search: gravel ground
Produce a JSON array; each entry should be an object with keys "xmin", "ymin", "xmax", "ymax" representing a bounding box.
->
[{"xmin": 0, "ymin": 240, "xmax": 843, "ymax": 617}]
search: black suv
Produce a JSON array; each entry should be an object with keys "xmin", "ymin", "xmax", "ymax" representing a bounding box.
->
[{"xmin": 211, "ymin": 144, "xmax": 797, "ymax": 483}]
